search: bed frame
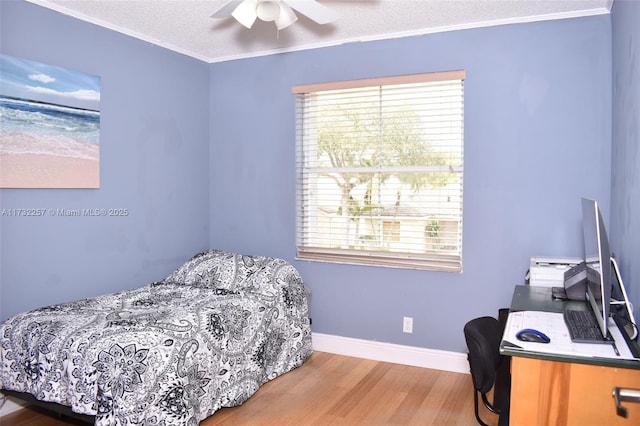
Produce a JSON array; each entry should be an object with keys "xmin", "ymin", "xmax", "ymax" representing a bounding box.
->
[{"xmin": 2, "ymin": 389, "xmax": 95, "ymax": 423}]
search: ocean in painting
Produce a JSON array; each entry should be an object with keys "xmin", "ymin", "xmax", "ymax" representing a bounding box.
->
[{"xmin": 0, "ymin": 94, "xmax": 100, "ymax": 159}]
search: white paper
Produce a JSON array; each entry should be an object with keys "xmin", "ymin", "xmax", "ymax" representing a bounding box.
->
[{"xmin": 502, "ymin": 310, "xmax": 638, "ymax": 360}]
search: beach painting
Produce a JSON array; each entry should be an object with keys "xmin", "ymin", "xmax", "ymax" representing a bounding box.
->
[{"xmin": 0, "ymin": 54, "xmax": 101, "ymax": 188}]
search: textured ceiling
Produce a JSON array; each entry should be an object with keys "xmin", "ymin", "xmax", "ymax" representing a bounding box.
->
[{"xmin": 24, "ymin": 0, "xmax": 613, "ymax": 63}]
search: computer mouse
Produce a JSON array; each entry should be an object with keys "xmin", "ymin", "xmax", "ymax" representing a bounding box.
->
[{"xmin": 516, "ymin": 328, "xmax": 551, "ymax": 343}]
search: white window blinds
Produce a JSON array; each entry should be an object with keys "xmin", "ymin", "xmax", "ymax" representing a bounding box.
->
[{"xmin": 293, "ymin": 70, "xmax": 465, "ymax": 272}]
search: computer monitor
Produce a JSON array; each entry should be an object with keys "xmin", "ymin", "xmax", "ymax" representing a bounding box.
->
[{"xmin": 581, "ymin": 197, "xmax": 612, "ymax": 339}]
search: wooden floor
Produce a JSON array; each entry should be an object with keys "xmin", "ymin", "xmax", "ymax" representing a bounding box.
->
[{"xmin": 1, "ymin": 351, "xmax": 497, "ymax": 425}]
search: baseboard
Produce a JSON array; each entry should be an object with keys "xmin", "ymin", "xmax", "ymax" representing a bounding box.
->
[
  {"xmin": 0, "ymin": 396, "xmax": 27, "ymax": 417},
  {"xmin": 312, "ymin": 332, "xmax": 470, "ymax": 374}
]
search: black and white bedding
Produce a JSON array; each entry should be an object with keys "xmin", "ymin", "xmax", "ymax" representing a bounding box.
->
[{"xmin": 0, "ymin": 250, "xmax": 312, "ymax": 425}]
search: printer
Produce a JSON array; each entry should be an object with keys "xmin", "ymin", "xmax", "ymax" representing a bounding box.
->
[{"xmin": 527, "ymin": 256, "xmax": 583, "ymax": 288}]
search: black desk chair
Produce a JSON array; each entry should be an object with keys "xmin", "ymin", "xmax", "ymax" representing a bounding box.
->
[{"xmin": 464, "ymin": 312, "xmax": 511, "ymax": 426}]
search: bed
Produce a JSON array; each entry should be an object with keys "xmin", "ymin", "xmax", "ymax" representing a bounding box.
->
[{"xmin": 0, "ymin": 249, "xmax": 312, "ymax": 425}]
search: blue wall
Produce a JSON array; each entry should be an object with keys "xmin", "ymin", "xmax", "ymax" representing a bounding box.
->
[
  {"xmin": 1, "ymin": 1, "xmax": 623, "ymax": 355},
  {"xmin": 0, "ymin": 1, "xmax": 211, "ymax": 320},
  {"xmin": 210, "ymin": 17, "xmax": 612, "ymax": 352},
  {"xmin": 611, "ymin": 0, "xmax": 640, "ymax": 322}
]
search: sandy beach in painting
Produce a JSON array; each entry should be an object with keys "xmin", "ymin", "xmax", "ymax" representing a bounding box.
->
[{"xmin": 0, "ymin": 131, "xmax": 99, "ymax": 188}]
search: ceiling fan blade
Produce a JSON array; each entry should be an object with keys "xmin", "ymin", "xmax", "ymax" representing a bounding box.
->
[
  {"xmin": 287, "ymin": 1, "xmax": 338, "ymax": 25},
  {"xmin": 232, "ymin": 0, "xmax": 259, "ymax": 28},
  {"xmin": 211, "ymin": 0, "xmax": 244, "ymax": 18}
]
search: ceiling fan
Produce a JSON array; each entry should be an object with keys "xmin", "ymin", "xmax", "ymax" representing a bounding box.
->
[{"xmin": 211, "ymin": 0, "xmax": 338, "ymax": 30}]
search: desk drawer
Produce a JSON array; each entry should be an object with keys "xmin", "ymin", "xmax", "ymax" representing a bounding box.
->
[{"xmin": 510, "ymin": 357, "xmax": 640, "ymax": 425}]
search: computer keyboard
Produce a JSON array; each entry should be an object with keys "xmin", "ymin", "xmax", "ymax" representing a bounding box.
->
[{"xmin": 563, "ymin": 309, "xmax": 609, "ymax": 343}]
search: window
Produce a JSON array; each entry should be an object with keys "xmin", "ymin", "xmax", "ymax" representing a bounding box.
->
[{"xmin": 293, "ymin": 70, "xmax": 465, "ymax": 272}]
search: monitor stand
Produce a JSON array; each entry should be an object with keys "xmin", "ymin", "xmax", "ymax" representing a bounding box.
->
[{"xmin": 611, "ymin": 257, "xmax": 638, "ymax": 340}]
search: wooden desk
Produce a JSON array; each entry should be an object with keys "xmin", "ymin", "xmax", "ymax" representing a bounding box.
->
[{"xmin": 501, "ymin": 286, "xmax": 640, "ymax": 425}]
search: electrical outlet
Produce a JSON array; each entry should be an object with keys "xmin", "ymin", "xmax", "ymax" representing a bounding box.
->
[{"xmin": 403, "ymin": 316, "xmax": 413, "ymax": 333}]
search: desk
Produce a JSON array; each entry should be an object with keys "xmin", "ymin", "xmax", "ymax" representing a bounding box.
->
[{"xmin": 501, "ymin": 285, "xmax": 640, "ymax": 425}]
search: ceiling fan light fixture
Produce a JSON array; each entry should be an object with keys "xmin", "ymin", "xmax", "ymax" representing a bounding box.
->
[
  {"xmin": 256, "ymin": 1, "xmax": 280, "ymax": 22},
  {"xmin": 275, "ymin": 3, "xmax": 298, "ymax": 30},
  {"xmin": 215, "ymin": 0, "xmax": 335, "ymax": 31}
]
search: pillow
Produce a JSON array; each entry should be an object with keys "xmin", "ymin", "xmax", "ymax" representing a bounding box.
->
[
  {"xmin": 162, "ymin": 250, "xmax": 229, "ymax": 288},
  {"xmin": 163, "ymin": 250, "xmax": 272, "ymax": 291}
]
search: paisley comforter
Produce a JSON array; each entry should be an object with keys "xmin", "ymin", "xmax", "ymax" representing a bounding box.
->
[{"xmin": 0, "ymin": 250, "xmax": 312, "ymax": 425}]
